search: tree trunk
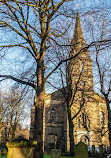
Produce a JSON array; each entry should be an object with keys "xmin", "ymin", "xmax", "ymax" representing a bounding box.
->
[
  {"xmin": 105, "ymin": 95, "xmax": 111, "ymax": 147},
  {"xmin": 66, "ymin": 75, "xmax": 75, "ymax": 156},
  {"xmin": 67, "ymin": 107, "xmax": 75, "ymax": 156},
  {"xmin": 33, "ymin": 61, "xmax": 45, "ymax": 158}
]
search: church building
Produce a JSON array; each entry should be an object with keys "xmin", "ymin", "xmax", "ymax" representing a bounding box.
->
[{"xmin": 30, "ymin": 12, "xmax": 109, "ymax": 152}]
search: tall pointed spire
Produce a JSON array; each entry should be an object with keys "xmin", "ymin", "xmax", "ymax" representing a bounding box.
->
[{"xmin": 72, "ymin": 11, "xmax": 86, "ymax": 46}]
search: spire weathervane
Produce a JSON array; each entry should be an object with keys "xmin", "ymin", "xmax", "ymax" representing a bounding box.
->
[{"xmin": 76, "ymin": 3, "xmax": 79, "ymax": 11}]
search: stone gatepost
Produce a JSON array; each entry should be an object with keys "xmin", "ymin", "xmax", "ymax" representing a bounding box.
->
[
  {"xmin": 6, "ymin": 140, "xmax": 37, "ymax": 158},
  {"xmin": 99, "ymin": 145, "xmax": 103, "ymax": 156},
  {"xmin": 92, "ymin": 145, "xmax": 95, "ymax": 154},
  {"xmin": 75, "ymin": 142, "xmax": 88, "ymax": 158},
  {"xmin": 51, "ymin": 149, "xmax": 61, "ymax": 158}
]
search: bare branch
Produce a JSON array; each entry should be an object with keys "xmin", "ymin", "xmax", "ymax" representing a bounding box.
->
[
  {"xmin": 45, "ymin": 39, "xmax": 111, "ymax": 81},
  {"xmin": 0, "ymin": 75, "xmax": 36, "ymax": 89}
]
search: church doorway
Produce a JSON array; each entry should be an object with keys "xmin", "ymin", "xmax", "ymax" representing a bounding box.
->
[{"xmin": 80, "ymin": 135, "xmax": 90, "ymax": 146}]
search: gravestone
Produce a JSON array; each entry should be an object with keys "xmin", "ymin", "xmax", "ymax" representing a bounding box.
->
[
  {"xmin": 92, "ymin": 145, "xmax": 95, "ymax": 154},
  {"xmin": 51, "ymin": 149, "xmax": 61, "ymax": 158},
  {"xmin": 99, "ymin": 145, "xmax": 103, "ymax": 156},
  {"xmin": 6, "ymin": 137, "xmax": 37, "ymax": 158},
  {"xmin": 76, "ymin": 142, "xmax": 88, "ymax": 158}
]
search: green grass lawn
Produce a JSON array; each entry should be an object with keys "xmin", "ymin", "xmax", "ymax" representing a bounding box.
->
[
  {"xmin": 0, "ymin": 154, "xmax": 75, "ymax": 158},
  {"xmin": 44, "ymin": 154, "xmax": 75, "ymax": 158}
]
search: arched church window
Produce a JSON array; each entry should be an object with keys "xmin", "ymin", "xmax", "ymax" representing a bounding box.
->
[
  {"xmin": 80, "ymin": 61, "xmax": 84, "ymax": 73},
  {"xmin": 82, "ymin": 113, "xmax": 87, "ymax": 127},
  {"xmin": 50, "ymin": 109, "xmax": 56, "ymax": 123},
  {"xmin": 88, "ymin": 119, "xmax": 90, "ymax": 128},
  {"xmin": 84, "ymin": 115, "xmax": 87, "ymax": 126},
  {"xmin": 78, "ymin": 118, "xmax": 80, "ymax": 128},
  {"xmin": 80, "ymin": 80, "xmax": 84, "ymax": 86},
  {"xmin": 100, "ymin": 111, "xmax": 104, "ymax": 125}
]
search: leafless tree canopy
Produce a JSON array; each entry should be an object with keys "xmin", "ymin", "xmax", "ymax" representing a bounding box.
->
[{"xmin": 0, "ymin": 0, "xmax": 110, "ymax": 158}]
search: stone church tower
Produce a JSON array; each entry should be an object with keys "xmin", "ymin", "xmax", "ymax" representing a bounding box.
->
[
  {"xmin": 67, "ymin": 12, "xmax": 109, "ymax": 148},
  {"xmin": 68, "ymin": 12, "xmax": 93, "ymax": 95},
  {"xmin": 30, "ymin": 12, "xmax": 109, "ymax": 152}
]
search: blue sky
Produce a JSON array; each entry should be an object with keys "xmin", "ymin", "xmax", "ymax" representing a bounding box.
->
[{"xmin": 0, "ymin": 0, "xmax": 111, "ymax": 127}]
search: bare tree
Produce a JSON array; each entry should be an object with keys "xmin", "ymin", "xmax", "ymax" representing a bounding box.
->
[
  {"xmin": 0, "ymin": 1, "xmax": 110, "ymax": 158},
  {"xmin": 94, "ymin": 48, "xmax": 111, "ymax": 145},
  {"xmin": 84, "ymin": 11, "xmax": 111, "ymax": 146},
  {"xmin": 0, "ymin": 88, "xmax": 27, "ymax": 143},
  {"xmin": 46, "ymin": 10, "xmax": 111, "ymax": 155},
  {"xmin": 0, "ymin": 1, "xmax": 78, "ymax": 157}
]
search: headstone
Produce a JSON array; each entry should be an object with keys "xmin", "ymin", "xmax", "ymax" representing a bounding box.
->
[
  {"xmin": 51, "ymin": 149, "xmax": 61, "ymax": 158},
  {"xmin": 6, "ymin": 139, "xmax": 37, "ymax": 158},
  {"xmin": 99, "ymin": 145, "xmax": 103, "ymax": 156},
  {"xmin": 76, "ymin": 142, "xmax": 88, "ymax": 158},
  {"xmin": 92, "ymin": 145, "xmax": 95, "ymax": 154}
]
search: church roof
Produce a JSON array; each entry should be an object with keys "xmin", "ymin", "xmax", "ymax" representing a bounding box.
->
[
  {"xmin": 93, "ymin": 91, "xmax": 105, "ymax": 102},
  {"xmin": 45, "ymin": 88, "xmax": 105, "ymax": 103}
]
